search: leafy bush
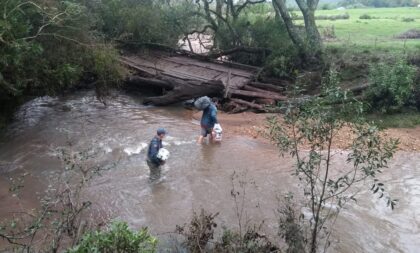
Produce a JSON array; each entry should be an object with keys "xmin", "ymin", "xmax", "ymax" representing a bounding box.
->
[
  {"xmin": 320, "ymin": 3, "xmax": 334, "ymax": 10},
  {"xmin": 366, "ymin": 59, "xmax": 417, "ymax": 113},
  {"xmin": 402, "ymin": 17, "xmax": 415, "ymax": 22},
  {"xmin": 91, "ymin": 0, "xmax": 182, "ymax": 46},
  {"xmin": 176, "ymin": 209, "xmax": 218, "ymax": 252},
  {"xmin": 68, "ymin": 222, "xmax": 157, "ymax": 253},
  {"xmin": 359, "ymin": 13, "xmax": 373, "ymax": 19},
  {"xmin": 214, "ymin": 226, "xmax": 278, "ymax": 253},
  {"xmin": 267, "ymin": 69, "xmax": 398, "ymax": 252}
]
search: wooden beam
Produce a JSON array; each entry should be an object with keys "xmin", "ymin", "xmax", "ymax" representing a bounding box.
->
[{"xmin": 229, "ymin": 89, "xmax": 287, "ymax": 101}]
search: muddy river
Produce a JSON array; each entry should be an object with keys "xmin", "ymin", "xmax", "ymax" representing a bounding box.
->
[{"xmin": 0, "ymin": 91, "xmax": 419, "ymax": 252}]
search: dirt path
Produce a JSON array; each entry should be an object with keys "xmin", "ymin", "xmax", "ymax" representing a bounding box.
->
[{"xmin": 193, "ymin": 111, "xmax": 420, "ymax": 152}]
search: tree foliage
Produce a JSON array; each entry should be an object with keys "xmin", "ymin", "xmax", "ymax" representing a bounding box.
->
[
  {"xmin": 89, "ymin": 0, "xmax": 181, "ymax": 46},
  {"xmin": 267, "ymin": 70, "xmax": 399, "ymax": 252},
  {"xmin": 0, "ymin": 0, "xmax": 123, "ymax": 101},
  {"xmin": 68, "ymin": 222, "xmax": 157, "ymax": 253},
  {"xmin": 366, "ymin": 58, "xmax": 417, "ymax": 113}
]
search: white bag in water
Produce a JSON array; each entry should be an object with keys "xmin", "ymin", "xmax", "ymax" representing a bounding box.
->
[
  {"xmin": 213, "ymin": 123, "xmax": 223, "ymax": 142},
  {"xmin": 157, "ymin": 148, "xmax": 170, "ymax": 161}
]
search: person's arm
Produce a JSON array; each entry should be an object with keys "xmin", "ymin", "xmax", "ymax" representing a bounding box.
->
[
  {"xmin": 201, "ymin": 109, "xmax": 208, "ymax": 128},
  {"xmin": 211, "ymin": 106, "xmax": 218, "ymax": 124},
  {"xmin": 149, "ymin": 140, "xmax": 162, "ymax": 164}
]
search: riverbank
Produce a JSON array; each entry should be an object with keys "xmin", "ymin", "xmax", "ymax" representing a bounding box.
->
[{"xmin": 193, "ymin": 111, "xmax": 420, "ymax": 152}]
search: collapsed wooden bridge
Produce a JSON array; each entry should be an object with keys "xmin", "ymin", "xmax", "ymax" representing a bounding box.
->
[{"xmin": 122, "ymin": 49, "xmax": 289, "ymax": 112}]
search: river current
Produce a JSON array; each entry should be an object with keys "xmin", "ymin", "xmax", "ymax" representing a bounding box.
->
[{"xmin": 0, "ymin": 91, "xmax": 418, "ymax": 252}]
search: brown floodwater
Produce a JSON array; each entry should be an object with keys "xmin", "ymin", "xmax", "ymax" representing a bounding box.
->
[{"xmin": 0, "ymin": 91, "xmax": 419, "ymax": 252}]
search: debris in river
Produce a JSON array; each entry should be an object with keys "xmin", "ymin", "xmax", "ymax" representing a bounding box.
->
[{"xmin": 121, "ymin": 49, "xmax": 289, "ymax": 112}]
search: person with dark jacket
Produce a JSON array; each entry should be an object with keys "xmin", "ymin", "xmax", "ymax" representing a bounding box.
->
[
  {"xmin": 147, "ymin": 128, "xmax": 166, "ymax": 181},
  {"xmin": 198, "ymin": 102, "xmax": 218, "ymax": 144}
]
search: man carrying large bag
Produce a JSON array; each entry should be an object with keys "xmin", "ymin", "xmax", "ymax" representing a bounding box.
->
[{"xmin": 194, "ymin": 96, "xmax": 218, "ymax": 144}]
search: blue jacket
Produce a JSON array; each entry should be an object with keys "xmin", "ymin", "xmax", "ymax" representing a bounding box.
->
[
  {"xmin": 147, "ymin": 136, "xmax": 163, "ymax": 165},
  {"xmin": 201, "ymin": 104, "xmax": 218, "ymax": 129}
]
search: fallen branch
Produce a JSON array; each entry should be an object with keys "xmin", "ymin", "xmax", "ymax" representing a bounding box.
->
[
  {"xmin": 242, "ymin": 85, "xmax": 283, "ymax": 97},
  {"xmin": 125, "ymin": 76, "xmax": 174, "ymax": 90},
  {"xmin": 248, "ymin": 81, "xmax": 285, "ymax": 93},
  {"xmin": 230, "ymin": 89, "xmax": 287, "ymax": 101},
  {"xmin": 346, "ymin": 83, "xmax": 369, "ymax": 93},
  {"xmin": 230, "ymin": 98, "xmax": 264, "ymax": 110},
  {"xmin": 207, "ymin": 46, "xmax": 272, "ymax": 59}
]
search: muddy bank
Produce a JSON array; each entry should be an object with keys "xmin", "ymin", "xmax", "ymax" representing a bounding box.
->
[{"xmin": 193, "ymin": 111, "xmax": 420, "ymax": 152}]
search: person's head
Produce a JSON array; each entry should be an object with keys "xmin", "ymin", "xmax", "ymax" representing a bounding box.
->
[
  {"xmin": 211, "ymin": 97, "xmax": 219, "ymax": 107},
  {"xmin": 157, "ymin": 128, "xmax": 167, "ymax": 139}
]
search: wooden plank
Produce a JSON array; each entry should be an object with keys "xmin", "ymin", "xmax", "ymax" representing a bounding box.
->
[
  {"xmin": 248, "ymin": 81, "xmax": 285, "ymax": 93},
  {"xmin": 230, "ymin": 98, "xmax": 264, "ymax": 110},
  {"xmin": 229, "ymin": 89, "xmax": 287, "ymax": 101}
]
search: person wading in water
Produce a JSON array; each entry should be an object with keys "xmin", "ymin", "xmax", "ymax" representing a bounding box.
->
[
  {"xmin": 195, "ymin": 96, "xmax": 218, "ymax": 144},
  {"xmin": 147, "ymin": 128, "xmax": 166, "ymax": 182}
]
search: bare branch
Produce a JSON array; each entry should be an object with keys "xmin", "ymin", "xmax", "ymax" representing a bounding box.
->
[
  {"xmin": 207, "ymin": 46, "xmax": 271, "ymax": 58},
  {"xmin": 235, "ymin": 0, "xmax": 266, "ymax": 17}
]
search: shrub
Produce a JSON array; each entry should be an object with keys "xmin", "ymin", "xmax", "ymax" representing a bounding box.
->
[
  {"xmin": 68, "ymin": 222, "xmax": 157, "ymax": 253},
  {"xmin": 396, "ymin": 29, "xmax": 420, "ymax": 39},
  {"xmin": 175, "ymin": 209, "xmax": 218, "ymax": 252},
  {"xmin": 320, "ymin": 3, "xmax": 333, "ymax": 10},
  {"xmin": 267, "ymin": 69, "xmax": 398, "ymax": 252},
  {"xmin": 402, "ymin": 17, "xmax": 415, "ymax": 22},
  {"xmin": 322, "ymin": 26, "xmax": 337, "ymax": 40},
  {"xmin": 366, "ymin": 59, "xmax": 417, "ymax": 113},
  {"xmin": 359, "ymin": 13, "xmax": 372, "ymax": 19}
]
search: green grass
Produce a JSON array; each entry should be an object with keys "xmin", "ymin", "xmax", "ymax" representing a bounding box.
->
[
  {"xmin": 366, "ymin": 110, "xmax": 420, "ymax": 128},
  {"xmin": 296, "ymin": 7, "xmax": 420, "ymax": 52}
]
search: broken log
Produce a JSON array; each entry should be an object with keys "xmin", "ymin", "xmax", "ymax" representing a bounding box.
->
[
  {"xmin": 248, "ymin": 81, "xmax": 285, "ymax": 93},
  {"xmin": 224, "ymin": 101, "xmax": 249, "ymax": 114},
  {"xmin": 347, "ymin": 84, "xmax": 369, "ymax": 93},
  {"xmin": 207, "ymin": 46, "xmax": 272, "ymax": 59},
  {"xmin": 230, "ymin": 89, "xmax": 287, "ymax": 101},
  {"xmin": 242, "ymin": 85, "xmax": 286, "ymax": 100},
  {"xmin": 255, "ymin": 98, "xmax": 276, "ymax": 105},
  {"xmin": 230, "ymin": 98, "xmax": 264, "ymax": 110},
  {"xmin": 125, "ymin": 75, "xmax": 224, "ymax": 105},
  {"xmin": 125, "ymin": 76, "xmax": 174, "ymax": 90}
]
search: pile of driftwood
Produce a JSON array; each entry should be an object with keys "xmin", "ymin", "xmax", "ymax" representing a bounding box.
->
[{"xmin": 121, "ymin": 49, "xmax": 289, "ymax": 112}]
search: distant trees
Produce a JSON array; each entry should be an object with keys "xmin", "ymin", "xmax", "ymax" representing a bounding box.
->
[{"xmin": 339, "ymin": 0, "xmax": 419, "ymax": 7}]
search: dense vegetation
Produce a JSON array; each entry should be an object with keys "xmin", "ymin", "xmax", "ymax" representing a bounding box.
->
[
  {"xmin": 1, "ymin": 1, "xmax": 419, "ymax": 126},
  {"xmin": 1, "ymin": 1, "xmax": 419, "ymax": 252}
]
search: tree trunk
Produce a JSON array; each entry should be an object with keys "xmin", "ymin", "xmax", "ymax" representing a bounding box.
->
[
  {"xmin": 302, "ymin": 8, "xmax": 323, "ymax": 65},
  {"xmin": 125, "ymin": 75, "xmax": 224, "ymax": 105},
  {"xmin": 272, "ymin": 0, "xmax": 306, "ymax": 55},
  {"xmin": 272, "ymin": 0, "xmax": 323, "ymax": 68}
]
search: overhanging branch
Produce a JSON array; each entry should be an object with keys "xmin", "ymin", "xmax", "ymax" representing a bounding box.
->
[{"xmin": 207, "ymin": 46, "xmax": 272, "ymax": 58}]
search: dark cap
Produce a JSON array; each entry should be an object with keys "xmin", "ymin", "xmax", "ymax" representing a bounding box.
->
[{"xmin": 157, "ymin": 128, "xmax": 167, "ymax": 135}]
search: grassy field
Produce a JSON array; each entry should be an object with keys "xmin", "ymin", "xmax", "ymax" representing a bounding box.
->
[{"xmin": 299, "ymin": 7, "xmax": 420, "ymax": 52}]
